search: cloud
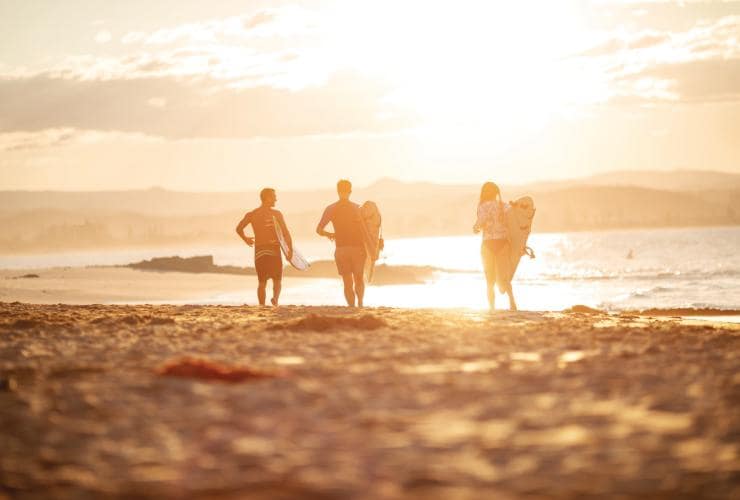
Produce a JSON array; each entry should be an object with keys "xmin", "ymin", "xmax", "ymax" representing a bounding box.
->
[
  {"xmin": 0, "ymin": 129, "xmax": 161, "ymax": 152},
  {"xmin": 0, "ymin": 71, "xmax": 414, "ymax": 139},
  {"xmin": 120, "ymin": 6, "xmax": 317, "ymax": 46},
  {"xmin": 572, "ymin": 14, "xmax": 740, "ymax": 105},
  {"xmin": 577, "ymin": 31, "xmax": 671, "ymax": 57},
  {"xmin": 12, "ymin": 43, "xmax": 331, "ymax": 91},
  {"xmin": 616, "ymin": 58, "xmax": 740, "ymax": 103},
  {"xmin": 243, "ymin": 11, "xmax": 276, "ymax": 30}
]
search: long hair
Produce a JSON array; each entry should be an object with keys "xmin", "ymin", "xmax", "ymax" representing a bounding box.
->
[{"xmin": 479, "ymin": 182, "xmax": 501, "ymax": 206}]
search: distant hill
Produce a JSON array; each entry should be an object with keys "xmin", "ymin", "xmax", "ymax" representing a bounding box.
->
[
  {"xmin": 577, "ymin": 170, "xmax": 740, "ymax": 191},
  {"xmin": 1, "ymin": 169, "xmax": 737, "ymax": 217},
  {"xmin": 0, "ymin": 170, "xmax": 738, "ymax": 253}
]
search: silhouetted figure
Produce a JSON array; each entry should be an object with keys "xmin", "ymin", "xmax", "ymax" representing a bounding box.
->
[
  {"xmin": 473, "ymin": 182, "xmax": 517, "ymax": 311},
  {"xmin": 626, "ymin": 249, "xmax": 634, "ymax": 259},
  {"xmin": 236, "ymin": 188, "xmax": 293, "ymax": 306},
  {"xmin": 317, "ymin": 179, "xmax": 367, "ymax": 307}
]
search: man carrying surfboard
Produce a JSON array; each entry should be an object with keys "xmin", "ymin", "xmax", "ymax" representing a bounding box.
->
[
  {"xmin": 236, "ymin": 188, "xmax": 293, "ymax": 307},
  {"xmin": 316, "ymin": 179, "xmax": 368, "ymax": 307}
]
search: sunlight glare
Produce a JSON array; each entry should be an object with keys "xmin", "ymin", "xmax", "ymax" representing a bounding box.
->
[{"xmin": 325, "ymin": 0, "xmax": 597, "ymax": 139}]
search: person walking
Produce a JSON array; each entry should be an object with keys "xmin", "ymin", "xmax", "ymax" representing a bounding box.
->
[
  {"xmin": 473, "ymin": 182, "xmax": 517, "ymax": 311},
  {"xmin": 236, "ymin": 188, "xmax": 293, "ymax": 306},
  {"xmin": 316, "ymin": 179, "xmax": 367, "ymax": 307}
]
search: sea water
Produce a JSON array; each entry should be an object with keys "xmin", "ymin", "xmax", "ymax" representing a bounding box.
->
[{"xmin": 1, "ymin": 226, "xmax": 739, "ymax": 312}]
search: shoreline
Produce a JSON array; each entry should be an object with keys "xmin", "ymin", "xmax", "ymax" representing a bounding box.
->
[{"xmin": 2, "ymin": 266, "xmax": 739, "ymax": 322}]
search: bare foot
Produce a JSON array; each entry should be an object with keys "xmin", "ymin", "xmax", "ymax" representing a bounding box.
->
[{"xmin": 271, "ymin": 297, "xmax": 278, "ymax": 307}]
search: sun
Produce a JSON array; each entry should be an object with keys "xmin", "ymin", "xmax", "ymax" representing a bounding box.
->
[{"xmin": 321, "ymin": 0, "xmax": 599, "ymax": 140}]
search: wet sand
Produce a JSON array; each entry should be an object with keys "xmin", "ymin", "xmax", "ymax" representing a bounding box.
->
[
  {"xmin": 1, "ymin": 302, "xmax": 738, "ymax": 499},
  {"xmin": 0, "ymin": 267, "xmax": 258, "ymax": 304}
]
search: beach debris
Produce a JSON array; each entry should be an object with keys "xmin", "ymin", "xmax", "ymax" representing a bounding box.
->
[
  {"xmin": 11, "ymin": 273, "xmax": 40, "ymax": 279},
  {"xmin": 268, "ymin": 314, "xmax": 387, "ymax": 332},
  {"xmin": 155, "ymin": 357, "xmax": 279, "ymax": 383},
  {"xmin": 565, "ymin": 305, "xmax": 604, "ymax": 314}
]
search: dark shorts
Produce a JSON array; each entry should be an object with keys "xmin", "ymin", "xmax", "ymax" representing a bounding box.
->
[
  {"xmin": 481, "ymin": 239, "xmax": 508, "ymax": 281},
  {"xmin": 335, "ymin": 245, "xmax": 366, "ymax": 276},
  {"xmin": 255, "ymin": 246, "xmax": 282, "ymax": 281}
]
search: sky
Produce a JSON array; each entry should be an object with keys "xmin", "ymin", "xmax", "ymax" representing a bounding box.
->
[{"xmin": 0, "ymin": 0, "xmax": 739, "ymax": 191}]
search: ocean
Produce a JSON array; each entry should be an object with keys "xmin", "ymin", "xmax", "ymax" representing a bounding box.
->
[{"xmin": 2, "ymin": 226, "xmax": 739, "ymax": 312}]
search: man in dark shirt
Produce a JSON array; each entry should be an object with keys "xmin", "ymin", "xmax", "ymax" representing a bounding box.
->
[
  {"xmin": 316, "ymin": 179, "xmax": 367, "ymax": 307},
  {"xmin": 236, "ymin": 188, "xmax": 292, "ymax": 306}
]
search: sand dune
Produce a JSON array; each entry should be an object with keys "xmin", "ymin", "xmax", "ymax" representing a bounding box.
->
[{"xmin": 1, "ymin": 302, "xmax": 738, "ymax": 498}]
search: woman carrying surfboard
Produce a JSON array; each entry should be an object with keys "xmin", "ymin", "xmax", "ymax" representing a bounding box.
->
[{"xmin": 473, "ymin": 182, "xmax": 517, "ymax": 311}]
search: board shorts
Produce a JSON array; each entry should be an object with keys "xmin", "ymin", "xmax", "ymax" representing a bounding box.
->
[
  {"xmin": 335, "ymin": 245, "xmax": 366, "ymax": 277},
  {"xmin": 255, "ymin": 245, "xmax": 282, "ymax": 281},
  {"xmin": 481, "ymin": 239, "xmax": 509, "ymax": 282}
]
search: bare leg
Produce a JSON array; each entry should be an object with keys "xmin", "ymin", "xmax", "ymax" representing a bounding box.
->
[
  {"xmin": 271, "ymin": 279, "xmax": 281, "ymax": 306},
  {"xmin": 257, "ymin": 280, "xmax": 267, "ymax": 306},
  {"xmin": 353, "ymin": 270, "xmax": 365, "ymax": 308},
  {"xmin": 506, "ymin": 283, "xmax": 517, "ymax": 311},
  {"xmin": 486, "ymin": 278, "xmax": 496, "ymax": 311},
  {"xmin": 341, "ymin": 274, "xmax": 356, "ymax": 307}
]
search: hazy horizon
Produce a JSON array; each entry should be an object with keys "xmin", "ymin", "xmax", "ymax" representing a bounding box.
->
[
  {"xmin": 1, "ymin": 167, "xmax": 739, "ymax": 194},
  {"xmin": 2, "ymin": 1, "xmax": 740, "ymax": 191},
  {"xmin": 2, "ymin": 168, "xmax": 737, "ymax": 255}
]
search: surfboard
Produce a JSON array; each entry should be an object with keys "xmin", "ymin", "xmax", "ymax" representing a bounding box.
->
[
  {"xmin": 272, "ymin": 215, "xmax": 310, "ymax": 271},
  {"xmin": 496, "ymin": 196, "xmax": 536, "ymax": 293},
  {"xmin": 360, "ymin": 201, "xmax": 382, "ymax": 283}
]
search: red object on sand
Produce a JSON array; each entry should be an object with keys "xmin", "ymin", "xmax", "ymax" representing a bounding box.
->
[{"xmin": 156, "ymin": 357, "xmax": 278, "ymax": 383}]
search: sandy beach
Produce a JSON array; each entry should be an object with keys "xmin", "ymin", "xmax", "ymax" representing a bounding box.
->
[
  {"xmin": 0, "ymin": 267, "xmax": 260, "ymax": 305},
  {"xmin": 1, "ymin": 301, "xmax": 738, "ymax": 499}
]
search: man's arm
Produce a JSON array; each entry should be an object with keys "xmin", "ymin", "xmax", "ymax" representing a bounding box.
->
[
  {"xmin": 316, "ymin": 206, "xmax": 335, "ymax": 241},
  {"xmin": 276, "ymin": 211, "xmax": 293, "ymax": 259},
  {"xmin": 236, "ymin": 212, "xmax": 254, "ymax": 247}
]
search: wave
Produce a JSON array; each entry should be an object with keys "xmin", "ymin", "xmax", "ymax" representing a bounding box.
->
[
  {"xmin": 626, "ymin": 286, "xmax": 674, "ymax": 299},
  {"xmin": 618, "ymin": 307, "xmax": 740, "ymax": 316},
  {"xmin": 514, "ymin": 269, "xmax": 740, "ymax": 283}
]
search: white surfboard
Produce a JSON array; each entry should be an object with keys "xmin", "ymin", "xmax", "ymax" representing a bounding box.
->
[
  {"xmin": 273, "ymin": 216, "xmax": 310, "ymax": 271},
  {"xmin": 496, "ymin": 196, "xmax": 536, "ymax": 292},
  {"xmin": 360, "ymin": 201, "xmax": 382, "ymax": 283}
]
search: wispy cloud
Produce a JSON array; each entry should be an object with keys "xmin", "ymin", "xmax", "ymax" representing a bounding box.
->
[
  {"xmin": 0, "ymin": 129, "xmax": 161, "ymax": 152},
  {"xmin": 0, "ymin": 72, "xmax": 414, "ymax": 140},
  {"xmin": 575, "ymin": 14, "xmax": 740, "ymax": 104},
  {"xmin": 120, "ymin": 6, "xmax": 317, "ymax": 46}
]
